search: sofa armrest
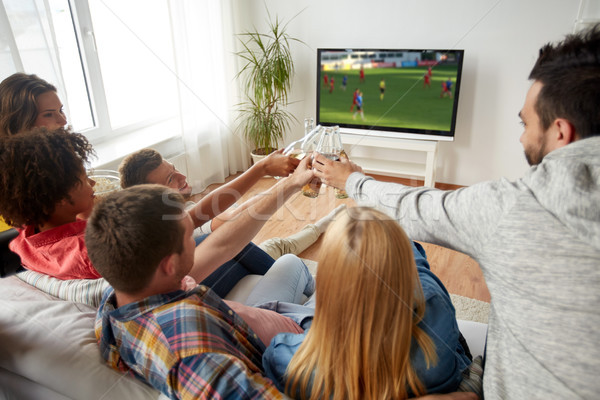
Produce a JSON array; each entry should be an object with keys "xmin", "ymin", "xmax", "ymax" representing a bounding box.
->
[
  {"xmin": 457, "ymin": 319, "xmax": 488, "ymax": 359},
  {"xmin": 224, "ymin": 274, "xmax": 264, "ymax": 303}
]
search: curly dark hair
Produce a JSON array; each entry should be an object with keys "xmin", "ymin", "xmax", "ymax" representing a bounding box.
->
[
  {"xmin": 118, "ymin": 148, "xmax": 163, "ymax": 189},
  {"xmin": 529, "ymin": 23, "xmax": 600, "ymax": 139},
  {"xmin": 0, "ymin": 127, "xmax": 95, "ymax": 227},
  {"xmin": 0, "ymin": 73, "xmax": 58, "ymax": 137}
]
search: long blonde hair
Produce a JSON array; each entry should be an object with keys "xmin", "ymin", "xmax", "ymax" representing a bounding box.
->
[{"xmin": 285, "ymin": 207, "xmax": 437, "ymax": 400}]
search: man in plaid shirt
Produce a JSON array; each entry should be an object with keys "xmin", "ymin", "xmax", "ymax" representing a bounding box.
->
[
  {"xmin": 87, "ymin": 159, "xmax": 314, "ymax": 399},
  {"xmin": 95, "ymin": 285, "xmax": 282, "ymax": 399}
]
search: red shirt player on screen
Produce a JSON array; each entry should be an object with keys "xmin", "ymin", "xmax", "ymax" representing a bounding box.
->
[
  {"xmin": 359, "ymin": 66, "xmax": 365, "ymax": 83},
  {"xmin": 323, "ymin": 73, "xmax": 329, "ymax": 88},
  {"xmin": 443, "ymin": 78, "xmax": 454, "ymax": 98},
  {"xmin": 440, "ymin": 80, "xmax": 453, "ymax": 98},
  {"xmin": 424, "ymin": 73, "xmax": 431, "ymax": 88},
  {"xmin": 350, "ymin": 88, "xmax": 359, "ymax": 111}
]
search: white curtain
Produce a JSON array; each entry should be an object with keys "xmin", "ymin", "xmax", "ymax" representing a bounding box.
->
[
  {"xmin": 168, "ymin": 0, "xmax": 249, "ymax": 194},
  {"xmin": 0, "ymin": 0, "xmax": 68, "ymax": 114},
  {"xmin": 3, "ymin": 0, "xmax": 249, "ymax": 194}
]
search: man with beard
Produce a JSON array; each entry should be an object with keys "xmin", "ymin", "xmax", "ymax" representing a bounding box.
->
[{"xmin": 312, "ymin": 24, "xmax": 600, "ymax": 399}]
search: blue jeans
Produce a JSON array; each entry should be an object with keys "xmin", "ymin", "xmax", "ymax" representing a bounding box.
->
[
  {"xmin": 258, "ymin": 241, "xmax": 433, "ymax": 330},
  {"xmin": 245, "ymin": 254, "xmax": 315, "ymax": 307},
  {"xmin": 196, "ymin": 234, "xmax": 275, "ymax": 298}
]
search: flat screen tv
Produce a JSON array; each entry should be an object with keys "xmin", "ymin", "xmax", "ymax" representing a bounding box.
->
[{"xmin": 316, "ymin": 48, "xmax": 464, "ymax": 141}]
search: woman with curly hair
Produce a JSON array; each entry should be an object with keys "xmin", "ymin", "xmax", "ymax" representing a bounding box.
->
[
  {"xmin": 0, "ymin": 127, "xmax": 316, "ymax": 347},
  {"xmin": 263, "ymin": 207, "xmax": 473, "ymax": 399},
  {"xmin": 0, "ymin": 73, "xmax": 67, "ymax": 232},
  {"xmin": 0, "ymin": 73, "xmax": 66, "ymax": 137},
  {"xmin": 0, "ymin": 127, "xmax": 98, "ymax": 279}
]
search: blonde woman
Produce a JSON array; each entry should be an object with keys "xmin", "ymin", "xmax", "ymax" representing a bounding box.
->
[{"xmin": 263, "ymin": 207, "xmax": 472, "ymax": 399}]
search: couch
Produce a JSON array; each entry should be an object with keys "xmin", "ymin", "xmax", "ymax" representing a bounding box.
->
[{"xmin": 0, "ymin": 271, "xmax": 488, "ymax": 399}]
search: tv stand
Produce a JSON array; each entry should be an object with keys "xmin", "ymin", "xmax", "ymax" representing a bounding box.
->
[{"xmin": 340, "ymin": 134, "xmax": 438, "ymax": 187}]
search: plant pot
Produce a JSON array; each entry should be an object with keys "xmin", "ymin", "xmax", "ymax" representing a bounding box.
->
[
  {"xmin": 250, "ymin": 148, "xmax": 278, "ymax": 178},
  {"xmin": 237, "ymin": 15, "xmax": 297, "ymax": 170},
  {"xmin": 250, "ymin": 149, "xmax": 267, "ymax": 166}
]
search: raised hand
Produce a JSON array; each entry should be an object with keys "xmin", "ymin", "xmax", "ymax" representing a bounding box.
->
[
  {"xmin": 313, "ymin": 152, "xmax": 363, "ymax": 190},
  {"xmin": 260, "ymin": 149, "xmax": 300, "ymax": 177}
]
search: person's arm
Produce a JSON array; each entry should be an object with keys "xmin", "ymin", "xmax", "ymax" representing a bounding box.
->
[
  {"xmin": 188, "ymin": 149, "xmax": 300, "ymax": 229},
  {"xmin": 224, "ymin": 301, "xmax": 303, "ymax": 346},
  {"xmin": 313, "ymin": 152, "xmax": 510, "ymax": 258},
  {"xmin": 313, "ymin": 152, "xmax": 362, "ymax": 190},
  {"xmin": 188, "ymin": 157, "xmax": 312, "ymax": 282},
  {"xmin": 205, "ymin": 184, "xmax": 271, "ymax": 231}
]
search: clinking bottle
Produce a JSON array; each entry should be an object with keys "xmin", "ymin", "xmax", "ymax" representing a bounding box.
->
[
  {"xmin": 300, "ymin": 126, "xmax": 325, "ymax": 198},
  {"xmin": 283, "ymin": 122, "xmax": 321, "ymax": 161},
  {"xmin": 331, "ymin": 126, "xmax": 349, "ymax": 199}
]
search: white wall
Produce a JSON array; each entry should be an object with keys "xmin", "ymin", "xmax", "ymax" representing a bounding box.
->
[{"xmin": 232, "ymin": 0, "xmax": 591, "ymax": 186}]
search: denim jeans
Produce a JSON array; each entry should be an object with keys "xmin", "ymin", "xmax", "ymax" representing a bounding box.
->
[
  {"xmin": 196, "ymin": 234, "xmax": 275, "ymax": 298},
  {"xmin": 245, "ymin": 254, "xmax": 315, "ymax": 307}
]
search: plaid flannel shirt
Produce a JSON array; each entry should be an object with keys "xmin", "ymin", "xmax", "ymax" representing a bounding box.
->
[{"xmin": 95, "ymin": 285, "xmax": 283, "ymax": 399}]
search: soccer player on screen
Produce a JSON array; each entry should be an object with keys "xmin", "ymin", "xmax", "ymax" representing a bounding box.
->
[
  {"xmin": 350, "ymin": 88, "xmax": 359, "ymax": 112},
  {"xmin": 353, "ymin": 91, "xmax": 365, "ymax": 121},
  {"xmin": 440, "ymin": 80, "xmax": 453, "ymax": 98},
  {"xmin": 424, "ymin": 72, "xmax": 431, "ymax": 88},
  {"xmin": 446, "ymin": 78, "xmax": 454, "ymax": 97}
]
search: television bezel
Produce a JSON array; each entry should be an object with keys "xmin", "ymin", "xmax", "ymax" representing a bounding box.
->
[{"xmin": 315, "ymin": 48, "xmax": 464, "ymax": 142}]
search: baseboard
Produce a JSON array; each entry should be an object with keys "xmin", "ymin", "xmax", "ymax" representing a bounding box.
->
[{"xmin": 368, "ymin": 173, "xmax": 464, "ymax": 190}]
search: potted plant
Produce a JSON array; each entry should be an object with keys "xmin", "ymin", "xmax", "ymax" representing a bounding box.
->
[{"xmin": 236, "ymin": 13, "xmax": 300, "ymax": 161}]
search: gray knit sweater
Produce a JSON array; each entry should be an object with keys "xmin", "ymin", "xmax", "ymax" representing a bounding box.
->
[{"xmin": 346, "ymin": 136, "xmax": 600, "ymax": 399}]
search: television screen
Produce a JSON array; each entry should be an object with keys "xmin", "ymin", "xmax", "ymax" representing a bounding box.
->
[{"xmin": 316, "ymin": 48, "xmax": 464, "ymax": 141}]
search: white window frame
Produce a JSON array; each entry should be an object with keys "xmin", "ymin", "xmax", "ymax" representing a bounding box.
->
[
  {"xmin": 69, "ymin": 0, "xmax": 180, "ymax": 145},
  {"xmin": 69, "ymin": 0, "xmax": 108, "ymax": 141}
]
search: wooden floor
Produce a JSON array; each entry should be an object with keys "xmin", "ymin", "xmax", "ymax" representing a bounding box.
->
[{"xmin": 194, "ymin": 174, "xmax": 491, "ymax": 303}]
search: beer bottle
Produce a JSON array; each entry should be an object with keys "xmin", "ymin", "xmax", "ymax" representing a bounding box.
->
[{"xmin": 332, "ymin": 126, "xmax": 349, "ymax": 199}]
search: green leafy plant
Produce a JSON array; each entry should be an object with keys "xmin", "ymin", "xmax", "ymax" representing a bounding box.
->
[{"xmin": 236, "ymin": 14, "xmax": 300, "ymax": 155}]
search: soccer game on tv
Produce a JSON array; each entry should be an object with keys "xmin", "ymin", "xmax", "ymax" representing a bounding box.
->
[{"xmin": 316, "ymin": 48, "xmax": 464, "ymax": 139}]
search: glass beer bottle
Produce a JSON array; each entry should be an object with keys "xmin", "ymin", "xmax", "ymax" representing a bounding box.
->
[
  {"xmin": 301, "ymin": 126, "xmax": 326, "ymax": 198},
  {"xmin": 332, "ymin": 126, "xmax": 349, "ymax": 199},
  {"xmin": 284, "ymin": 118, "xmax": 317, "ymax": 160}
]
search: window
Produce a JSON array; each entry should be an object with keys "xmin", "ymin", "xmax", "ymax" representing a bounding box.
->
[
  {"xmin": 2, "ymin": 0, "xmax": 180, "ymax": 143},
  {"xmin": 49, "ymin": 0, "xmax": 95, "ymax": 131},
  {"xmin": 84, "ymin": 0, "xmax": 178, "ymax": 131},
  {"xmin": 3, "ymin": 0, "xmax": 241, "ymax": 188}
]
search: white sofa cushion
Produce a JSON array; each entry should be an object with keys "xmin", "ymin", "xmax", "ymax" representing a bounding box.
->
[
  {"xmin": 1, "ymin": 267, "xmax": 488, "ymax": 399},
  {"xmin": 457, "ymin": 319, "xmax": 488, "ymax": 359},
  {"xmin": 0, "ymin": 276, "xmax": 165, "ymax": 399}
]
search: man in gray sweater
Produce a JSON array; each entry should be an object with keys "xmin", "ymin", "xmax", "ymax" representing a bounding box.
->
[{"xmin": 314, "ymin": 25, "xmax": 600, "ymax": 399}]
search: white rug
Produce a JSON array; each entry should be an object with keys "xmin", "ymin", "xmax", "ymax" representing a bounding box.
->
[
  {"xmin": 301, "ymin": 259, "xmax": 490, "ymax": 324},
  {"xmin": 450, "ymin": 294, "xmax": 490, "ymax": 324}
]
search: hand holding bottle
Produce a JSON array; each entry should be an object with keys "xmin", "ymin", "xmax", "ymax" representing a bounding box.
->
[{"xmin": 313, "ymin": 152, "xmax": 363, "ymax": 191}]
